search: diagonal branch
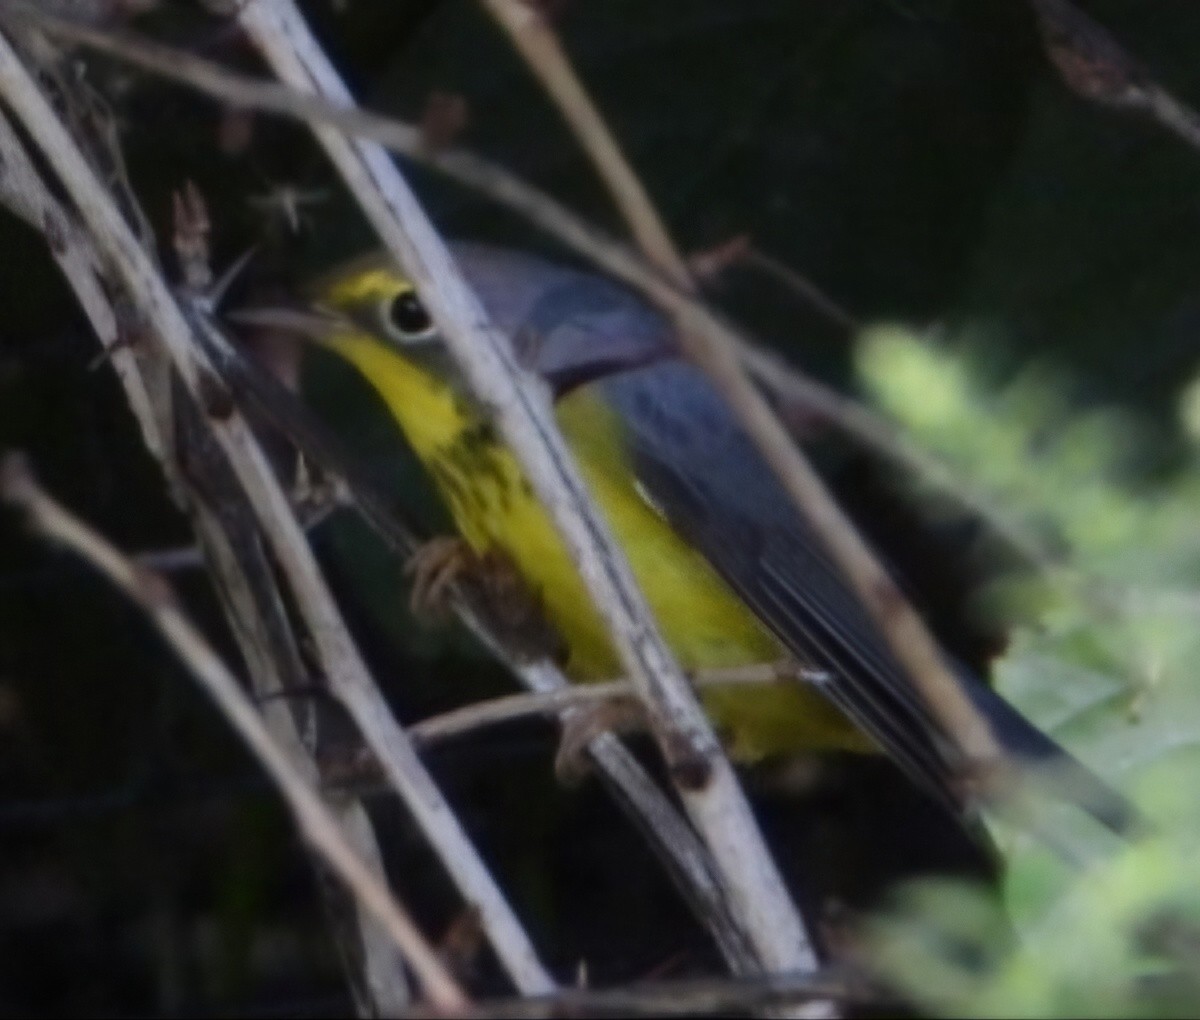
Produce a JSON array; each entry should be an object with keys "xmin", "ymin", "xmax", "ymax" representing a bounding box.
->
[
  {"xmin": 0, "ymin": 24, "xmax": 554, "ymax": 996},
  {"xmin": 0, "ymin": 100, "xmax": 410, "ymax": 1018},
  {"xmin": 198, "ymin": 326, "xmax": 763, "ymax": 974},
  {"xmin": 476, "ymin": 0, "xmax": 1000, "ymax": 771},
  {"xmin": 234, "ymin": 0, "xmax": 817, "ymax": 978},
  {"xmin": 0, "ymin": 2, "xmax": 1048, "ymax": 576},
  {"xmin": 1029, "ymin": 0, "xmax": 1200, "ymax": 151},
  {"xmin": 477, "ymin": 0, "xmax": 685, "ymax": 284},
  {"xmin": 408, "ymin": 663, "xmax": 813, "ymax": 749},
  {"xmin": 0, "ymin": 455, "xmax": 466, "ymax": 1012}
]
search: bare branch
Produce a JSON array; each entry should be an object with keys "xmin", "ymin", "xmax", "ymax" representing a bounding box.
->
[
  {"xmin": 409, "ymin": 662, "xmax": 817, "ymax": 748},
  {"xmin": 0, "ymin": 106, "xmax": 164, "ymax": 463},
  {"xmin": 0, "ymin": 98, "xmax": 413, "ymax": 1015},
  {"xmin": 738, "ymin": 244, "xmax": 860, "ymax": 337},
  {"xmin": 470, "ymin": 0, "xmax": 1000, "ymax": 777},
  {"xmin": 0, "ymin": 455, "xmax": 466, "ymax": 1013},
  {"xmin": 737, "ymin": 342, "xmax": 1053, "ymax": 572},
  {"xmin": 0, "ymin": 26, "xmax": 553, "ymax": 995},
  {"xmin": 1030, "ymin": 0, "xmax": 1200, "ymax": 151},
  {"xmin": 233, "ymin": 0, "xmax": 819, "ymax": 977},
  {"xmin": 0, "ymin": 2, "xmax": 1043, "ymax": 573},
  {"xmin": 407, "ymin": 969, "xmax": 882, "ymax": 1019},
  {"xmin": 192, "ymin": 502, "xmax": 413, "ymax": 1016},
  {"xmin": 477, "ymin": 0, "xmax": 686, "ymax": 284}
]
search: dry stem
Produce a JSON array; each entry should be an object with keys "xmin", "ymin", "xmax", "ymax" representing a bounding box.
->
[
  {"xmin": 234, "ymin": 0, "xmax": 817, "ymax": 977},
  {"xmin": 410, "ymin": 663, "xmax": 817, "ymax": 748},
  {"xmin": 0, "ymin": 98, "xmax": 411, "ymax": 1016},
  {"xmin": 472, "ymin": 0, "xmax": 1000, "ymax": 774},
  {"xmin": 1, "ymin": 1, "xmax": 1047, "ymax": 576},
  {"xmin": 0, "ymin": 456, "xmax": 466, "ymax": 1013},
  {"xmin": 0, "ymin": 24, "xmax": 552, "ymax": 995},
  {"xmin": 477, "ymin": 0, "xmax": 686, "ymax": 285}
]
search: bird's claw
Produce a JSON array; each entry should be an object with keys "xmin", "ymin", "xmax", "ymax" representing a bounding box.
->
[
  {"xmin": 554, "ymin": 697, "xmax": 649, "ymax": 785},
  {"xmin": 405, "ymin": 536, "xmax": 475, "ymax": 619}
]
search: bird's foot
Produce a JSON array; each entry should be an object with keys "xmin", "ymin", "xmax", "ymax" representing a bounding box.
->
[
  {"xmin": 554, "ymin": 696, "xmax": 649, "ymax": 784},
  {"xmin": 406, "ymin": 536, "xmax": 567, "ymax": 663},
  {"xmin": 405, "ymin": 535, "xmax": 475, "ymax": 620}
]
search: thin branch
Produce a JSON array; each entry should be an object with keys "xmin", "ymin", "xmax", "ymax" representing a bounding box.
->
[
  {"xmin": 1030, "ymin": 0, "xmax": 1200, "ymax": 152},
  {"xmin": 191, "ymin": 503, "xmax": 413, "ymax": 1016},
  {"xmin": 477, "ymin": 0, "xmax": 686, "ymax": 285},
  {"xmin": 197, "ymin": 331, "xmax": 764, "ymax": 975},
  {"xmin": 409, "ymin": 969, "xmax": 883, "ymax": 1019},
  {"xmin": 737, "ymin": 342, "xmax": 1054, "ymax": 572},
  {"xmin": 233, "ymin": 0, "xmax": 818, "ymax": 977},
  {"xmin": 0, "ymin": 455, "xmax": 466, "ymax": 1013},
  {"xmin": 0, "ymin": 3, "xmax": 1047, "ymax": 574},
  {"xmin": 0, "ymin": 105, "xmax": 165, "ymax": 465},
  {"xmin": 471, "ymin": 0, "xmax": 1000, "ymax": 774},
  {"xmin": 0, "ymin": 26, "xmax": 553, "ymax": 995},
  {"xmin": 0, "ymin": 100, "xmax": 409, "ymax": 1018},
  {"xmin": 409, "ymin": 662, "xmax": 818, "ymax": 748},
  {"xmin": 739, "ymin": 244, "xmax": 861, "ymax": 337}
]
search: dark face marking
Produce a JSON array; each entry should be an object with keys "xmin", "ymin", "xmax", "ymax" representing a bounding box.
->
[{"xmin": 430, "ymin": 417, "xmax": 521, "ymax": 524}]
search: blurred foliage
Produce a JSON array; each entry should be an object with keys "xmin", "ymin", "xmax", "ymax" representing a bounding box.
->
[{"xmin": 859, "ymin": 328, "xmax": 1200, "ymax": 1016}]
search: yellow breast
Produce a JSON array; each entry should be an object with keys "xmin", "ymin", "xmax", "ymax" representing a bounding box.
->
[{"xmin": 326, "ymin": 332, "xmax": 866, "ymax": 758}]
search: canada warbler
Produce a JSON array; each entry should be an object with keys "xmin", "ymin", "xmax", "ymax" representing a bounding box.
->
[{"xmin": 267, "ymin": 241, "xmax": 1132, "ymax": 831}]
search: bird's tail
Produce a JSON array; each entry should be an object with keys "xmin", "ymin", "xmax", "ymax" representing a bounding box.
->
[{"xmin": 963, "ymin": 677, "xmax": 1144, "ymax": 838}]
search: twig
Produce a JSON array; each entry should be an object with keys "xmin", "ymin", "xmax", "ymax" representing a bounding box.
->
[
  {"xmin": 0, "ymin": 101, "xmax": 410, "ymax": 1019},
  {"xmin": 196, "ymin": 332, "xmax": 764, "ymax": 974},
  {"xmin": 407, "ymin": 969, "xmax": 883, "ymax": 1019},
  {"xmin": 192, "ymin": 502, "xmax": 413, "ymax": 1017},
  {"xmin": 0, "ymin": 25, "xmax": 553, "ymax": 995},
  {"xmin": 477, "ymin": 0, "xmax": 686, "ymax": 285},
  {"xmin": 736, "ymin": 342, "xmax": 1054, "ymax": 572},
  {"xmin": 739, "ymin": 245, "xmax": 860, "ymax": 336},
  {"xmin": 0, "ymin": 3, "xmax": 1049, "ymax": 574},
  {"xmin": 686, "ymin": 235, "xmax": 859, "ymax": 336},
  {"xmin": 0, "ymin": 455, "xmax": 466, "ymax": 1013},
  {"xmin": 0, "ymin": 105, "xmax": 164, "ymax": 465},
  {"xmin": 409, "ymin": 663, "xmax": 820, "ymax": 748},
  {"xmin": 233, "ymin": 0, "xmax": 818, "ymax": 977},
  {"xmin": 1030, "ymin": 0, "xmax": 1200, "ymax": 152},
  {"xmin": 472, "ymin": 0, "xmax": 1000, "ymax": 778}
]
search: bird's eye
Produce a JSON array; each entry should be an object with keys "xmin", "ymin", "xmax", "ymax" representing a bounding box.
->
[{"xmin": 382, "ymin": 289, "xmax": 435, "ymax": 342}]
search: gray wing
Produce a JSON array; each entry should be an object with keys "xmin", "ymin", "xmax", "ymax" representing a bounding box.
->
[
  {"xmin": 595, "ymin": 360, "xmax": 964, "ymax": 813},
  {"xmin": 594, "ymin": 361, "xmax": 1140, "ymax": 833},
  {"xmin": 464, "ymin": 245, "xmax": 1136, "ymax": 830}
]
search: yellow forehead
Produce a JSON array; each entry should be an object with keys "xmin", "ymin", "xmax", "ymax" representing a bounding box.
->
[{"xmin": 322, "ymin": 266, "xmax": 414, "ymax": 308}]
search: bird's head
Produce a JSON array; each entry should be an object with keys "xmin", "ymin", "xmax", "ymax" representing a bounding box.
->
[{"xmin": 232, "ymin": 241, "xmax": 675, "ymax": 404}]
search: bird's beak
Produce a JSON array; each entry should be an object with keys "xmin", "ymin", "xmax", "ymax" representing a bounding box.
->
[{"xmin": 226, "ymin": 304, "xmax": 348, "ymax": 344}]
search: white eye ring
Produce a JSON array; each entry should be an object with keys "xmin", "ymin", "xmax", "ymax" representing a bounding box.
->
[{"xmin": 380, "ymin": 289, "xmax": 437, "ymax": 343}]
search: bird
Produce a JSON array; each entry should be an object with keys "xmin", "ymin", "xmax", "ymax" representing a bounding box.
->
[{"xmin": 246, "ymin": 240, "xmax": 1135, "ymax": 835}]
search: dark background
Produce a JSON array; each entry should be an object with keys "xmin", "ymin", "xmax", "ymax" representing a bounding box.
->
[{"xmin": 2, "ymin": 1, "xmax": 1198, "ymax": 1013}]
